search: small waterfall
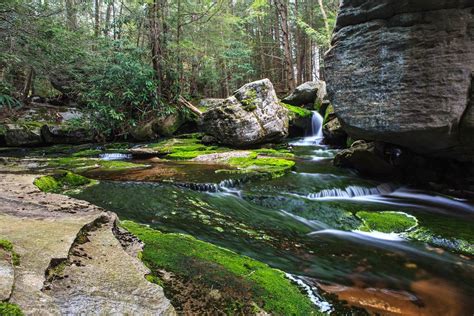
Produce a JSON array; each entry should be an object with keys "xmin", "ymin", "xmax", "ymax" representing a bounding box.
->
[
  {"xmin": 307, "ymin": 184, "xmax": 394, "ymax": 199},
  {"xmin": 99, "ymin": 153, "xmax": 133, "ymax": 161},
  {"xmin": 291, "ymin": 111, "xmax": 324, "ymax": 146},
  {"xmin": 177, "ymin": 179, "xmax": 243, "ymax": 195}
]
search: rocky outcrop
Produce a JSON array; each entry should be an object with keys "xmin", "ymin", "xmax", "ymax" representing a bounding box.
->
[
  {"xmin": 201, "ymin": 79, "xmax": 289, "ymax": 147},
  {"xmin": 325, "ymin": 0, "xmax": 474, "ymax": 161},
  {"xmin": 0, "ymin": 173, "xmax": 175, "ymax": 314},
  {"xmin": 131, "ymin": 113, "xmax": 185, "ymax": 141},
  {"xmin": 282, "ymin": 81, "xmax": 326, "ymax": 107}
]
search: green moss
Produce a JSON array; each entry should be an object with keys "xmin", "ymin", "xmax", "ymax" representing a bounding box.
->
[
  {"xmin": 47, "ymin": 157, "xmax": 145, "ymax": 172},
  {"xmin": 122, "ymin": 221, "xmax": 319, "ymax": 315},
  {"xmin": 225, "ymin": 155, "xmax": 295, "ymax": 179},
  {"xmin": 148, "ymin": 137, "xmax": 229, "ymax": 160},
  {"xmin": 252, "ymin": 148, "xmax": 294, "ymax": 158},
  {"xmin": 0, "ymin": 303, "xmax": 23, "ymax": 316},
  {"xmin": 241, "ymin": 89, "xmax": 258, "ymax": 111},
  {"xmin": 0, "ymin": 239, "xmax": 21, "ymax": 266},
  {"xmin": 280, "ymin": 102, "xmax": 312, "ymax": 118},
  {"xmin": 34, "ymin": 172, "xmax": 95, "ymax": 193},
  {"xmin": 0, "ymin": 239, "xmax": 13, "ymax": 252},
  {"xmin": 71, "ymin": 149, "xmax": 102, "ymax": 157},
  {"xmin": 323, "ymin": 104, "xmax": 334, "ymax": 124},
  {"xmin": 356, "ymin": 211, "xmax": 417, "ymax": 233}
]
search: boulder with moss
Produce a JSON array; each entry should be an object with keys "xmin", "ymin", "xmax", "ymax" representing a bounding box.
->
[{"xmin": 201, "ymin": 79, "xmax": 289, "ymax": 147}]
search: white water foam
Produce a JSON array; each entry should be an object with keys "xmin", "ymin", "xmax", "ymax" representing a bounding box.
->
[
  {"xmin": 306, "ymin": 183, "xmax": 394, "ymax": 199},
  {"xmin": 99, "ymin": 153, "xmax": 132, "ymax": 160},
  {"xmin": 285, "ymin": 273, "xmax": 333, "ymax": 313}
]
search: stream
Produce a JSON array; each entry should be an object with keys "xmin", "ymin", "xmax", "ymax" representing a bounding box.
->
[{"xmin": 6, "ymin": 112, "xmax": 473, "ymax": 315}]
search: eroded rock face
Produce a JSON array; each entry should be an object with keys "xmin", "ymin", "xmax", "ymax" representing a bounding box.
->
[
  {"xmin": 325, "ymin": 0, "xmax": 474, "ymax": 161},
  {"xmin": 201, "ymin": 79, "xmax": 289, "ymax": 147},
  {"xmin": 282, "ymin": 81, "xmax": 326, "ymax": 107}
]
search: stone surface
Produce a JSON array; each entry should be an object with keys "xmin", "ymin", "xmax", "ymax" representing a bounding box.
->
[
  {"xmin": 0, "ymin": 173, "xmax": 175, "ymax": 315},
  {"xmin": 282, "ymin": 81, "xmax": 326, "ymax": 107},
  {"xmin": 45, "ymin": 213, "xmax": 176, "ymax": 315},
  {"xmin": 201, "ymin": 79, "xmax": 289, "ymax": 147},
  {"xmin": 4, "ymin": 124, "xmax": 43, "ymax": 147},
  {"xmin": 325, "ymin": 0, "xmax": 474, "ymax": 161}
]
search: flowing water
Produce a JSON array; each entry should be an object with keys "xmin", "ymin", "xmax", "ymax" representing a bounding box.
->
[{"xmin": 30, "ymin": 120, "xmax": 473, "ymax": 315}]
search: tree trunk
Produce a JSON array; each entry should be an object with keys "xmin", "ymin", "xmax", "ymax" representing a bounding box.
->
[
  {"xmin": 65, "ymin": 0, "xmax": 77, "ymax": 30},
  {"xmin": 149, "ymin": 1, "xmax": 163, "ymax": 97},
  {"xmin": 94, "ymin": 0, "xmax": 100, "ymax": 37},
  {"xmin": 22, "ymin": 67, "xmax": 35, "ymax": 101},
  {"xmin": 275, "ymin": 0, "xmax": 295, "ymax": 92},
  {"xmin": 318, "ymin": 0, "xmax": 330, "ymax": 36},
  {"xmin": 104, "ymin": 1, "xmax": 112, "ymax": 36}
]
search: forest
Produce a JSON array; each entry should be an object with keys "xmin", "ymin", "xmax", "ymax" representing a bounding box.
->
[
  {"xmin": 0, "ymin": 0, "xmax": 473, "ymax": 315},
  {"xmin": 1, "ymin": 0, "xmax": 337, "ymax": 137}
]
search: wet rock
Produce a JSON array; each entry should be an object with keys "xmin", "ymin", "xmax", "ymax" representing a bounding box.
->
[
  {"xmin": 282, "ymin": 81, "xmax": 326, "ymax": 107},
  {"xmin": 323, "ymin": 117, "xmax": 347, "ymax": 147},
  {"xmin": 4, "ymin": 124, "xmax": 44, "ymax": 146},
  {"xmin": 334, "ymin": 141, "xmax": 395, "ymax": 178},
  {"xmin": 325, "ymin": 0, "xmax": 474, "ymax": 161},
  {"xmin": 201, "ymin": 79, "xmax": 289, "ymax": 147}
]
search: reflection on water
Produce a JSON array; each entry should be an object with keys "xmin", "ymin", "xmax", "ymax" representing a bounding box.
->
[{"xmin": 70, "ymin": 141, "xmax": 474, "ymax": 315}]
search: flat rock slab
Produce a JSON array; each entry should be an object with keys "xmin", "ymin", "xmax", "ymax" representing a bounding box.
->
[
  {"xmin": 45, "ymin": 213, "xmax": 175, "ymax": 315},
  {"xmin": 0, "ymin": 173, "xmax": 175, "ymax": 315}
]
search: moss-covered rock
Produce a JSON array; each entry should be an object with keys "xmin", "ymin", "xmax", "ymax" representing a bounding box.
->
[
  {"xmin": 34, "ymin": 172, "xmax": 96, "ymax": 194},
  {"xmin": 47, "ymin": 157, "xmax": 146, "ymax": 172},
  {"xmin": 145, "ymin": 135, "xmax": 229, "ymax": 160},
  {"xmin": 280, "ymin": 102, "xmax": 312, "ymax": 118},
  {"xmin": 356, "ymin": 211, "xmax": 417, "ymax": 233},
  {"xmin": 122, "ymin": 221, "xmax": 320, "ymax": 315},
  {"xmin": 223, "ymin": 154, "xmax": 295, "ymax": 179}
]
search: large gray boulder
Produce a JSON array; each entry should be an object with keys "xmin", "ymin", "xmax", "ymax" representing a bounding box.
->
[
  {"xmin": 201, "ymin": 79, "xmax": 289, "ymax": 147},
  {"xmin": 282, "ymin": 81, "xmax": 326, "ymax": 107},
  {"xmin": 325, "ymin": 0, "xmax": 474, "ymax": 161}
]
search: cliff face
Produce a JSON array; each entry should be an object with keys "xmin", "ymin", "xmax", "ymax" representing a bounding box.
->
[{"xmin": 325, "ymin": 0, "xmax": 474, "ymax": 161}]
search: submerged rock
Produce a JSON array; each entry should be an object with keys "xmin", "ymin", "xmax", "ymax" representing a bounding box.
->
[
  {"xmin": 282, "ymin": 81, "xmax": 326, "ymax": 107},
  {"xmin": 325, "ymin": 0, "xmax": 474, "ymax": 161},
  {"xmin": 201, "ymin": 79, "xmax": 289, "ymax": 147}
]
